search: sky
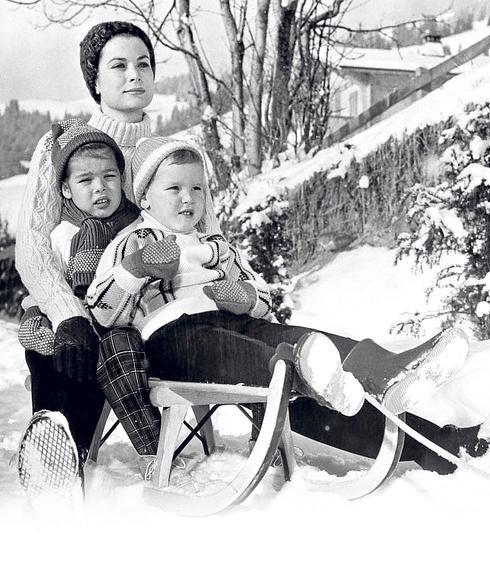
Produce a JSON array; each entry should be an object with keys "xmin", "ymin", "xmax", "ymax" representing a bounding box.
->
[{"xmin": 0, "ymin": 0, "xmax": 481, "ymax": 103}]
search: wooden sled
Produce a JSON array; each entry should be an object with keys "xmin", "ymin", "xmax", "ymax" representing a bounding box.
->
[
  {"xmin": 139, "ymin": 358, "xmax": 405, "ymax": 515},
  {"xmin": 143, "ymin": 358, "xmax": 296, "ymax": 516},
  {"xmin": 28, "ymin": 350, "xmax": 406, "ymax": 514}
]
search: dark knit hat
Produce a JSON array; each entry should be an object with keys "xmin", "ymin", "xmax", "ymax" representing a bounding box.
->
[
  {"xmin": 131, "ymin": 137, "xmax": 205, "ymax": 208},
  {"xmin": 80, "ymin": 21, "xmax": 156, "ymax": 104},
  {"xmin": 51, "ymin": 120, "xmax": 125, "ymax": 189}
]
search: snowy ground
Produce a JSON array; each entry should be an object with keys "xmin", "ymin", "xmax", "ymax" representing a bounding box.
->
[{"xmin": 1, "ymin": 245, "xmax": 490, "ymax": 577}]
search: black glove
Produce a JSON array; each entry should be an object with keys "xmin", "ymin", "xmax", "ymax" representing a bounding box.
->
[{"xmin": 53, "ymin": 317, "xmax": 99, "ymax": 382}]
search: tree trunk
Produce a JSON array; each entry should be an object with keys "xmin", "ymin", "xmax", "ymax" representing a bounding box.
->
[
  {"xmin": 175, "ymin": 0, "xmax": 221, "ymax": 153},
  {"xmin": 219, "ymin": 0, "xmax": 246, "ymax": 165},
  {"xmin": 246, "ymin": 0, "xmax": 271, "ymax": 176},
  {"xmin": 269, "ymin": 0, "xmax": 298, "ymax": 158}
]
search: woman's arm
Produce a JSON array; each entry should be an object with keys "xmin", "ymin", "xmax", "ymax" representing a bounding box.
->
[{"xmin": 15, "ymin": 134, "xmax": 88, "ymax": 329}]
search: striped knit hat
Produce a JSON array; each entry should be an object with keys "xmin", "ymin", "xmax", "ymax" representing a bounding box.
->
[
  {"xmin": 51, "ymin": 120, "xmax": 125, "ymax": 189},
  {"xmin": 131, "ymin": 137, "xmax": 205, "ymax": 208}
]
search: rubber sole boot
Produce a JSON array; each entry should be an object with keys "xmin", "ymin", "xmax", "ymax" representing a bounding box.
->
[
  {"xmin": 293, "ymin": 332, "xmax": 365, "ymax": 416},
  {"xmin": 18, "ymin": 410, "xmax": 79, "ymax": 497},
  {"xmin": 343, "ymin": 328, "xmax": 469, "ymax": 414}
]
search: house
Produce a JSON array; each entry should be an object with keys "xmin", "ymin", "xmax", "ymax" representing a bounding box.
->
[{"xmin": 330, "ymin": 22, "xmax": 490, "ymax": 129}]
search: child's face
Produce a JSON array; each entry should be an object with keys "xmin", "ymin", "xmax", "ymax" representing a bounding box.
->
[
  {"xmin": 62, "ymin": 151, "xmax": 122, "ymax": 218},
  {"xmin": 143, "ymin": 161, "xmax": 205, "ymax": 233}
]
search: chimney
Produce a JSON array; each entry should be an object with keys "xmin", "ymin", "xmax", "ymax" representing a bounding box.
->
[{"xmin": 420, "ymin": 21, "xmax": 446, "ymax": 57}]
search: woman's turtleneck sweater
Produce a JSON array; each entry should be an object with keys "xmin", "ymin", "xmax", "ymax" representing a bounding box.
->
[{"xmin": 15, "ymin": 111, "xmax": 152, "ymax": 329}]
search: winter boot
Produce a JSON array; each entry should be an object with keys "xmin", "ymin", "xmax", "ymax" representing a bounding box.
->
[
  {"xmin": 292, "ymin": 332, "xmax": 365, "ymax": 416},
  {"xmin": 18, "ymin": 410, "xmax": 80, "ymax": 497},
  {"xmin": 139, "ymin": 454, "xmax": 186, "ymax": 482},
  {"xmin": 343, "ymin": 328, "xmax": 470, "ymax": 414}
]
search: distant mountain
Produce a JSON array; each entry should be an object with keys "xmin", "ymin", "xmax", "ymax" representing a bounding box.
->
[{"xmin": 0, "ymin": 94, "xmax": 186, "ymax": 129}]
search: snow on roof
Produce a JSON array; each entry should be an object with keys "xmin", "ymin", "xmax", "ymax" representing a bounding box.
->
[
  {"xmin": 338, "ymin": 47, "xmax": 449, "ymax": 72},
  {"xmin": 255, "ymin": 60, "xmax": 490, "ymax": 192},
  {"xmin": 338, "ymin": 25, "xmax": 490, "ymax": 74}
]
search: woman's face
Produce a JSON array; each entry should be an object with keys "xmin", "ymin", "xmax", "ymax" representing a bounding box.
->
[{"xmin": 95, "ymin": 34, "xmax": 154, "ymax": 122}]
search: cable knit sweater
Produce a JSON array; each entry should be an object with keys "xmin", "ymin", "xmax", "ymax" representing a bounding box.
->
[
  {"xmin": 15, "ymin": 110, "xmax": 152, "ymax": 330},
  {"xmin": 87, "ymin": 211, "xmax": 272, "ymax": 341}
]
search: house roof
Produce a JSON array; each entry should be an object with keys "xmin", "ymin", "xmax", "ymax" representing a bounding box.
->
[
  {"xmin": 338, "ymin": 47, "xmax": 449, "ymax": 73},
  {"xmin": 337, "ymin": 25, "xmax": 490, "ymax": 75}
]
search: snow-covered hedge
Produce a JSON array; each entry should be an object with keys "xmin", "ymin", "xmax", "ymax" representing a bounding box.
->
[
  {"xmin": 396, "ymin": 102, "xmax": 490, "ymax": 339},
  {"xmin": 217, "ymin": 180, "xmax": 292, "ymax": 323},
  {"xmin": 287, "ymin": 123, "xmax": 449, "ymax": 263}
]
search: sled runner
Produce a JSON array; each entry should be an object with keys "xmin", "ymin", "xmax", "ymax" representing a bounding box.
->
[{"xmin": 134, "ymin": 328, "xmax": 470, "ymax": 513}]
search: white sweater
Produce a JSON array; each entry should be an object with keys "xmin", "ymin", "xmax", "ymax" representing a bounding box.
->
[
  {"xmin": 87, "ymin": 212, "xmax": 272, "ymax": 341},
  {"xmin": 15, "ymin": 111, "xmax": 152, "ymax": 329}
]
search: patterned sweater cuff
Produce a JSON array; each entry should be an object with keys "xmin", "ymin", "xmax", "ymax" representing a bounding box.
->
[
  {"xmin": 114, "ymin": 265, "xmax": 147, "ymax": 294},
  {"xmin": 249, "ymin": 286, "xmax": 271, "ymax": 318}
]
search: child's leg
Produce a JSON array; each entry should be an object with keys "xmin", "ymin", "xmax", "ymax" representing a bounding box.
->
[
  {"xmin": 146, "ymin": 314, "xmax": 278, "ymax": 386},
  {"xmin": 97, "ymin": 326, "xmax": 160, "ymax": 456},
  {"xmin": 26, "ymin": 349, "xmax": 105, "ymax": 463}
]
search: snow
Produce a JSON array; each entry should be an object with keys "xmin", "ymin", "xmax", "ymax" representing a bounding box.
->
[
  {"xmin": 254, "ymin": 58, "xmax": 490, "ymax": 195},
  {"xmin": 0, "ymin": 174, "xmax": 26, "ymax": 235},
  {"xmin": 2, "ymin": 244, "xmax": 490, "ymax": 575},
  {"xmin": 458, "ymin": 161, "xmax": 490, "ymax": 191},
  {"xmin": 338, "ymin": 46, "xmax": 452, "ymax": 72},
  {"xmin": 0, "ymin": 93, "xmax": 186, "ymax": 130}
]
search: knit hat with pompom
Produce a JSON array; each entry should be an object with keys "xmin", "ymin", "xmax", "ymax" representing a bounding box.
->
[
  {"xmin": 131, "ymin": 136, "xmax": 205, "ymax": 208},
  {"xmin": 51, "ymin": 119, "xmax": 125, "ymax": 189}
]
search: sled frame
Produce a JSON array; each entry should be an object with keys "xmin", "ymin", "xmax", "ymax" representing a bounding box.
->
[{"xmin": 139, "ymin": 362, "xmax": 405, "ymax": 515}]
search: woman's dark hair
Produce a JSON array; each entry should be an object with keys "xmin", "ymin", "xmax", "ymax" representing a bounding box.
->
[{"xmin": 80, "ymin": 21, "xmax": 156, "ymax": 104}]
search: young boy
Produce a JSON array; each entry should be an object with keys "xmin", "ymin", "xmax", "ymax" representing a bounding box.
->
[
  {"xmin": 18, "ymin": 121, "xmax": 139, "ymax": 354},
  {"xmin": 17, "ymin": 121, "xmax": 141, "ymax": 495},
  {"xmin": 87, "ymin": 137, "xmax": 471, "ymax": 478}
]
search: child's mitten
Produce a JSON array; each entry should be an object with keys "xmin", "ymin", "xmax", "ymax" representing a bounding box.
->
[
  {"xmin": 122, "ymin": 235, "xmax": 181, "ymax": 279},
  {"xmin": 203, "ymin": 280, "xmax": 257, "ymax": 315},
  {"xmin": 18, "ymin": 306, "xmax": 55, "ymax": 356}
]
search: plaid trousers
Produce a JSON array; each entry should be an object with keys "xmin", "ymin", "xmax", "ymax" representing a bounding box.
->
[{"xmin": 97, "ymin": 327, "xmax": 160, "ymax": 456}]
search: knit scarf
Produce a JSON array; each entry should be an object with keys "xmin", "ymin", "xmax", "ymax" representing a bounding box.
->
[{"xmin": 61, "ymin": 195, "xmax": 140, "ymax": 298}]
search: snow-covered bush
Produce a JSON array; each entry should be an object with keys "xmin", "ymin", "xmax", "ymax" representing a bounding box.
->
[
  {"xmin": 0, "ymin": 219, "xmax": 25, "ymax": 318},
  {"xmin": 216, "ymin": 179, "xmax": 293, "ymax": 323},
  {"xmin": 396, "ymin": 102, "xmax": 490, "ymax": 338}
]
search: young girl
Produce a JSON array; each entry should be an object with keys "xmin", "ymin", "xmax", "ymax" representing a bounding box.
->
[{"xmin": 87, "ymin": 137, "xmax": 473, "ymax": 478}]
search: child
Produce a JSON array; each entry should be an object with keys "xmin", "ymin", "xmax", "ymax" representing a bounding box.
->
[
  {"xmin": 18, "ymin": 120, "xmax": 140, "ymax": 355},
  {"xmin": 17, "ymin": 121, "xmax": 141, "ymax": 495},
  {"xmin": 87, "ymin": 137, "xmax": 471, "ymax": 477}
]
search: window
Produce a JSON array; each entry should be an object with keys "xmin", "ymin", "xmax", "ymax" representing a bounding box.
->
[{"xmin": 349, "ymin": 91, "xmax": 358, "ymax": 117}]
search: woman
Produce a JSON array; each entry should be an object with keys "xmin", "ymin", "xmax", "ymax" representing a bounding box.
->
[{"xmin": 15, "ymin": 22, "xmax": 156, "ymax": 488}]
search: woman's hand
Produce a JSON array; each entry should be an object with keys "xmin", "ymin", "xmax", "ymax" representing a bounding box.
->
[
  {"xmin": 18, "ymin": 306, "xmax": 55, "ymax": 356},
  {"xmin": 122, "ymin": 235, "xmax": 181, "ymax": 279},
  {"xmin": 53, "ymin": 317, "xmax": 99, "ymax": 382}
]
